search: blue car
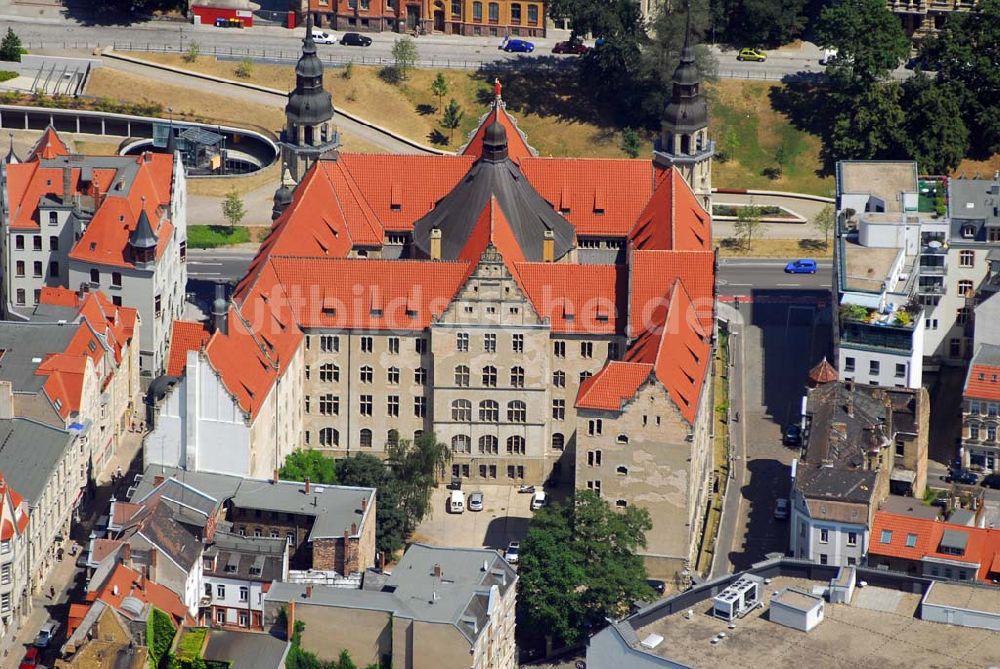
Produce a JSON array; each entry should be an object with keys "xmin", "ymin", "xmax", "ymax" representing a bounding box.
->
[
  {"xmin": 785, "ymin": 259, "xmax": 818, "ymax": 274},
  {"xmin": 501, "ymin": 39, "xmax": 535, "ymax": 53}
]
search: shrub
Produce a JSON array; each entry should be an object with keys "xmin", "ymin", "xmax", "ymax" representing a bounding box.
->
[
  {"xmin": 0, "ymin": 71, "xmax": 16, "ymax": 83},
  {"xmin": 235, "ymin": 57, "xmax": 253, "ymax": 79},
  {"xmin": 183, "ymin": 41, "xmax": 200, "ymax": 63},
  {"xmin": 342, "ymin": 61, "xmax": 354, "ymax": 80}
]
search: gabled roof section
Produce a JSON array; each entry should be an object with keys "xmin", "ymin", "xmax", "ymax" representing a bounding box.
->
[
  {"xmin": 167, "ymin": 320, "xmax": 210, "ymax": 377},
  {"xmin": 628, "ymin": 169, "xmax": 711, "ymax": 251},
  {"xmin": 457, "ymin": 196, "xmax": 526, "ymax": 270},
  {"xmin": 628, "ymin": 249, "xmax": 715, "ymax": 335},
  {"xmin": 576, "ymin": 362, "xmax": 654, "ymax": 412},
  {"xmin": 519, "ymin": 157, "xmax": 656, "ymax": 237},
  {"xmin": 462, "ymin": 102, "xmax": 535, "ymax": 164},
  {"xmin": 27, "ymin": 125, "xmax": 69, "ymax": 161},
  {"xmin": 515, "ymin": 262, "xmax": 627, "ymax": 334},
  {"xmin": 965, "ymin": 344, "xmax": 1000, "ymax": 401},
  {"xmin": 93, "ymin": 563, "xmax": 191, "ymax": 623}
]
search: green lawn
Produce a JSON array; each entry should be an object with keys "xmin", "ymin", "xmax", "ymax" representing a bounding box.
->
[
  {"xmin": 188, "ymin": 225, "xmax": 250, "ymax": 249},
  {"xmin": 174, "ymin": 627, "xmax": 208, "ymax": 662}
]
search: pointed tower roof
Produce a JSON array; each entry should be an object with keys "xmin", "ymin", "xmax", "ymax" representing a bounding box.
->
[
  {"xmin": 3, "ymin": 133, "xmax": 19, "ymax": 165},
  {"xmin": 128, "ymin": 206, "xmax": 159, "ymax": 250},
  {"xmin": 661, "ymin": 8, "xmax": 708, "ymax": 134},
  {"xmin": 808, "ymin": 357, "xmax": 839, "ymax": 387},
  {"xmin": 285, "ymin": 14, "xmax": 334, "ymax": 126},
  {"xmin": 462, "ymin": 82, "xmax": 535, "ymax": 163},
  {"xmin": 27, "ymin": 125, "xmax": 69, "ymax": 162}
]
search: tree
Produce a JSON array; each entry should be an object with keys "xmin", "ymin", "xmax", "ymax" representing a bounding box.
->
[
  {"xmin": 711, "ymin": 0, "xmax": 809, "ymax": 47},
  {"xmin": 441, "ymin": 98, "xmax": 464, "ymax": 143},
  {"xmin": 386, "ymin": 431, "xmax": 451, "ymax": 535},
  {"xmin": 183, "ymin": 40, "xmax": 200, "ymax": 64},
  {"xmin": 0, "ymin": 27, "xmax": 22, "ymax": 63},
  {"xmin": 221, "ymin": 189, "xmax": 246, "ymax": 228},
  {"xmin": 815, "ymin": 0, "xmax": 909, "ymax": 84},
  {"xmin": 827, "ymin": 81, "xmax": 907, "ymax": 161},
  {"xmin": 620, "ymin": 127, "xmax": 642, "ymax": 157},
  {"xmin": 235, "ymin": 57, "xmax": 253, "ymax": 79},
  {"xmin": 813, "ymin": 204, "xmax": 835, "ymax": 247},
  {"xmin": 901, "ymin": 76, "xmax": 969, "ymax": 173},
  {"xmin": 517, "ymin": 491, "xmax": 653, "ymax": 648},
  {"xmin": 922, "ymin": 0, "xmax": 1000, "ymax": 155},
  {"xmin": 280, "ymin": 450, "xmax": 336, "ymax": 484},
  {"xmin": 391, "ymin": 37, "xmax": 418, "ymax": 82},
  {"xmin": 734, "ymin": 203, "xmax": 763, "ymax": 252},
  {"xmin": 430, "ymin": 72, "xmax": 449, "ymax": 114},
  {"xmin": 335, "ymin": 453, "xmax": 409, "ymax": 557}
]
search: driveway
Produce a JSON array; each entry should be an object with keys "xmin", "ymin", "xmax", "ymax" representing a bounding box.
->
[{"xmin": 411, "ymin": 484, "xmax": 542, "ymax": 552}]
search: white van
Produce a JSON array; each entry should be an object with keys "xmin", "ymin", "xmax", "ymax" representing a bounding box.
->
[
  {"xmin": 448, "ymin": 489, "xmax": 465, "ymax": 514},
  {"xmin": 311, "ymin": 30, "xmax": 337, "ymax": 44},
  {"xmin": 530, "ymin": 490, "xmax": 547, "ymax": 510}
]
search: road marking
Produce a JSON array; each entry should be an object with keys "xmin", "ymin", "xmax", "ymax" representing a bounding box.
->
[
  {"xmin": 190, "ymin": 272, "xmax": 222, "ymax": 277},
  {"xmin": 819, "ymin": 283, "xmax": 831, "ymax": 287},
  {"xmin": 729, "ymin": 283, "xmax": 753, "ymax": 286},
  {"xmin": 776, "ymin": 283, "xmax": 800, "ymax": 287},
  {"xmin": 188, "ymin": 261, "xmax": 223, "ymax": 266}
]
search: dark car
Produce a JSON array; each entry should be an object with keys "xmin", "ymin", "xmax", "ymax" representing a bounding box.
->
[
  {"xmin": 783, "ymin": 424, "xmax": 802, "ymax": 446},
  {"xmin": 341, "ymin": 32, "xmax": 372, "ymax": 46},
  {"xmin": 982, "ymin": 473, "xmax": 1000, "ymax": 489},
  {"xmin": 646, "ymin": 579, "xmax": 666, "ymax": 596},
  {"xmin": 946, "ymin": 469, "xmax": 979, "ymax": 485},
  {"xmin": 552, "ymin": 40, "xmax": 588, "ymax": 54},
  {"xmin": 501, "ymin": 38, "xmax": 535, "ymax": 53}
]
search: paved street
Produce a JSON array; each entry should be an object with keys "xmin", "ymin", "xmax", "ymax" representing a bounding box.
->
[{"xmin": 717, "ymin": 258, "xmax": 833, "ymax": 296}]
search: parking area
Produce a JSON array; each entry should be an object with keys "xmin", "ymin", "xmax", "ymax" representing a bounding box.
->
[{"xmin": 411, "ymin": 484, "xmax": 563, "ymax": 552}]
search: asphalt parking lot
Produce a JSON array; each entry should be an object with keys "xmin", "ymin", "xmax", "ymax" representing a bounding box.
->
[{"xmin": 411, "ymin": 484, "xmax": 547, "ymax": 552}]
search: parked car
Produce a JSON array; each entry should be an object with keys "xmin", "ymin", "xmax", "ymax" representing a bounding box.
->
[
  {"xmin": 646, "ymin": 579, "xmax": 666, "ymax": 595},
  {"xmin": 34, "ymin": 620, "xmax": 59, "ymax": 648},
  {"xmin": 19, "ymin": 647, "xmax": 40, "ymax": 669},
  {"xmin": 448, "ymin": 489, "xmax": 465, "ymax": 514},
  {"xmin": 504, "ymin": 541, "xmax": 520, "ymax": 564},
  {"xmin": 468, "ymin": 491, "xmax": 484, "ymax": 512},
  {"xmin": 783, "ymin": 424, "xmax": 802, "ymax": 446},
  {"xmin": 552, "ymin": 40, "xmax": 588, "ymax": 54},
  {"xmin": 341, "ymin": 32, "xmax": 372, "ymax": 47},
  {"xmin": 819, "ymin": 48, "xmax": 838, "ymax": 65},
  {"xmin": 311, "ymin": 30, "xmax": 337, "ymax": 44},
  {"xmin": 946, "ymin": 469, "xmax": 979, "ymax": 485},
  {"xmin": 737, "ymin": 48, "xmax": 767, "ymax": 62},
  {"xmin": 982, "ymin": 473, "xmax": 1000, "ymax": 489},
  {"xmin": 774, "ymin": 498, "xmax": 790, "ymax": 520},
  {"xmin": 785, "ymin": 258, "xmax": 818, "ymax": 274},
  {"xmin": 502, "ymin": 39, "xmax": 535, "ymax": 53},
  {"xmin": 530, "ymin": 490, "xmax": 547, "ymax": 510}
]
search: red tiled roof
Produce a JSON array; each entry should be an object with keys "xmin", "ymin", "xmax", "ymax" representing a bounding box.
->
[
  {"xmin": 166, "ymin": 320, "xmax": 210, "ymax": 377},
  {"xmin": 462, "ymin": 103, "xmax": 535, "ymax": 164},
  {"xmin": 94, "ymin": 564, "xmax": 191, "ymax": 623},
  {"xmin": 519, "ymin": 158, "xmax": 655, "ymax": 237},
  {"xmin": 38, "ymin": 286, "xmax": 80, "ymax": 307},
  {"xmin": 0, "ymin": 474, "xmax": 29, "ymax": 541},
  {"xmin": 966, "ymin": 363, "xmax": 1000, "ymax": 401},
  {"xmin": 515, "ymin": 262, "xmax": 628, "ymax": 335},
  {"xmin": 628, "ymin": 249, "xmax": 715, "ymax": 336},
  {"xmin": 629, "ymin": 169, "xmax": 711, "ymax": 252},
  {"xmin": 27, "ymin": 126, "xmax": 69, "ymax": 161},
  {"xmin": 458, "ymin": 196, "xmax": 526, "ymax": 271},
  {"xmin": 869, "ymin": 511, "xmax": 1000, "ymax": 583},
  {"xmin": 576, "ymin": 362, "xmax": 654, "ymax": 411}
]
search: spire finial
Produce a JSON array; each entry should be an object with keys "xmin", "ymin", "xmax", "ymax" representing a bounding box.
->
[
  {"xmin": 494, "ymin": 78, "xmax": 502, "ymax": 101},
  {"xmin": 683, "ymin": 0, "xmax": 692, "ymax": 51}
]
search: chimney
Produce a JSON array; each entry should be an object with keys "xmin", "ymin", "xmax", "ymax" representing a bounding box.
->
[
  {"xmin": 304, "ymin": 477, "xmax": 311, "ymax": 494},
  {"xmin": 430, "ymin": 228, "xmax": 442, "ymax": 260},
  {"xmin": 305, "ymin": 585, "xmax": 313, "ymax": 599},
  {"xmin": 273, "ymin": 468, "xmax": 280, "ymax": 484},
  {"xmin": 286, "ymin": 601, "xmax": 296, "ymax": 640},
  {"xmin": 63, "ymin": 165, "xmax": 72, "ymax": 205},
  {"xmin": 149, "ymin": 547, "xmax": 157, "ymax": 582},
  {"xmin": 211, "ymin": 282, "xmax": 228, "ymax": 336},
  {"xmin": 0, "ymin": 381, "xmax": 13, "ymax": 420},
  {"xmin": 153, "ymin": 475, "xmax": 165, "ymax": 487},
  {"xmin": 360, "ymin": 496, "xmax": 367, "ymax": 513},
  {"xmin": 845, "ymin": 379, "xmax": 854, "ymax": 392},
  {"xmin": 846, "ymin": 395, "xmax": 854, "ymax": 418},
  {"xmin": 433, "ymin": 563, "xmax": 442, "ymax": 578},
  {"xmin": 543, "ymin": 229, "xmax": 554, "ymax": 262},
  {"xmin": 350, "ymin": 522, "xmax": 357, "ymax": 535}
]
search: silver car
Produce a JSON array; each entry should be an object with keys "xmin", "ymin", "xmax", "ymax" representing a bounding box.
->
[
  {"xmin": 468, "ymin": 491, "xmax": 484, "ymax": 512},
  {"xmin": 35, "ymin": 619, "xmax": 59, "ymax": 648}
]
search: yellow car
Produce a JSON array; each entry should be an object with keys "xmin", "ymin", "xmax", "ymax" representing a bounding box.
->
[{"xmin": 737, "ymin": 48, "xmax": 767, "ymax": 62}]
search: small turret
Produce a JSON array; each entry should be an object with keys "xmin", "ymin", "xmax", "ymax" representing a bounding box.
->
[{"xmin": 128, "ymin": 199, "xmax": 158, "ymax": 265}]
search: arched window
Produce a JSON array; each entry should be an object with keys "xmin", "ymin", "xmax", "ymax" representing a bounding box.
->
[
  {"xmin": 455, "ymin": 365, "xmax": 470, "ymax": 387},
  {"xmin": 479, "ymin": 400, "xmax": 499, "ymax": 422},
  {"xmin": 616, "ymin": 434, "xmax": 629, "ymax": 444},
  {"xmin": 320, "ymin": 363, "xmax": 339, "ymax": 383},
  {"xmin": 482, "ymin": 365, "xmax": 497, "ymax": 387},
  {"xmin": 360, "ymin": 366, "xmax": 373, "ymax": 383},
  {"xmin": 451, "ymin": 399, "xmax": 472, "ymax": 422},
  {"xmin": 551, "ymin": 433, "xmax": 564, "ymax": 451},
  {"xmin": 507, "ymin": 401, "xmax": 526, "ymax": 423},
  {"xmin": 319, "ymin": 427, "xmax": 339, "ymax": 446},
  {"xmin": 479, "ymin": 435, "xmax": 498, "ymax": 454},
  {"xmin": 451, "ymin": 434, "xmax": 471, "ymax": 453},
  {"xmin": 510, "ymin": 366, "xmax": 524, "ymax": 388},
  {"xmin": 360, "ymin": 429, "xmax": 372, "ymax": 448},
  {"xmin": 506, "ymin": 435, "xmax": 525, "ymax": 454}
]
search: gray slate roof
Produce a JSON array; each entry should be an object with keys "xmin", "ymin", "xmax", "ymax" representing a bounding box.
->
[
  {"xmin": 804, "ymin": 382, "xmax": 890, "ymax": 468},
  {"xmin": 203, "ymin": 630, "xmax": 289, "ymax": 669},
  {"xmin": 204, "ymin": 531, "xmax": 286, "ymax": 583},
  {"xmin": 0, "ymin": 418, "xmax": 75, "ymax": 506},
  {"xmin": 949, "ymin": 178, "xmax": 1000, "ymax": 222},
  {"xmin": 0, "ymin": 322, "xmax": 79, "ymax": 393}
]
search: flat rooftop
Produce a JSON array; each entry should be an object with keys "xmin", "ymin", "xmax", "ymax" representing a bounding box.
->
[
  {"xmin": 842, "ymin": 241, "xmax": 900, "ymax": 293},
  {"xmin": 924, "ymin": 581, "xmax": 1000, "ymax": 614},
  {"xmin": 839, "ymin": 161, "xmax": 918, "ymax": 212},
  {"xmin": 634, "ymin": 576, "xmax": 1000, "ymax": 668}
]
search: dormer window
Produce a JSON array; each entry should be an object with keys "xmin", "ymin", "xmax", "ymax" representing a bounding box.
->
[{"xmin": 962, "ymin": 224, "xmax": 975, "ymax": 238}]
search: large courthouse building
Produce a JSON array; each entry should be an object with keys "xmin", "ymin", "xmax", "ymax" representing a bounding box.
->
[{"xmin": 154, "ymin": 31, "xmax": 717, "ymax": 578}]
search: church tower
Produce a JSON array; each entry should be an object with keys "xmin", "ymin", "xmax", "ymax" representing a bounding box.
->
[
  {"xmin": 653, "ymin": 24, "xmax": 714, "ymax": 212},
  {"xmin": 279, "ymin": 16, "xmax": 339, "ymax": 186}
]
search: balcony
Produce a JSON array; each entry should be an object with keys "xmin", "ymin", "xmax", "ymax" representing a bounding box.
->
[
  {"xmin": 917, "ymin": 281, "xmax": 945, "ymax": 295},
  {"xmin": 839, "ymin": 303, "xmax": 919, "ymax": 353},
  {"xmin": 918, "ymin": 261, "xmax": 946, "ymax": 276}
]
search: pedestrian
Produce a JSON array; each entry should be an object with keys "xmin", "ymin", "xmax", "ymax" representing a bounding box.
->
[{"xmin": 49, "ymin": 586, "xmax": 55, "ymax": 600}]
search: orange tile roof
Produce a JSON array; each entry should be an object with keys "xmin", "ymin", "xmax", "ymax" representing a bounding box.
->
[
  {"xmin": 629, "ymin": 169, "xmax": 711, "ymax": 252},
  {"xmin": 515, "ymin": 262, "xmax": 628, "ymax": 335},
  {"xmin": 966, "ymin": 363, "xmax": 1000, "ymax": 401},
  {"xmin": 166, "ymin": 320, "xmax": 210, "ymax": 377},
  {"xmin": 458, "ymin": 196, "xmax": 526, "ymax": 270},
  {"xmin": 519, "ymin": 157, "xmax": 655, "ymax": 237},
  {"xmin": 628, "ymin": 249, "xmax": 715, "ymax": 336},
  {"xmin": 39, "ymin": 286, "xmax": 82, "ymax": 307},
  {"xmin": 0, "ymin": 474, "xmax": 29, "ymax": 541},
  {"xmin": 576, "ymin": 362, "xmax": 654, "ymax": 411},
  {"xmin": 462, "ymin": 103, "xmax": 535, "ymax": 164},
  {"xmin": 94, "ymin": 563, "xmax": 191, "ymax": 623},
  {"xmin": 27, "ymin": 126, "xmax": 69, "ymax": 161},
  {"xmin": 870, "ymin": 511, "xmax": 1000, "ymax": 583},
  {"xmin": 67, "ymin": 602, "xmax": 91, "ymax": 637}
]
